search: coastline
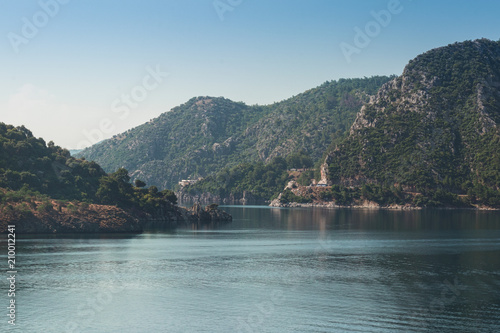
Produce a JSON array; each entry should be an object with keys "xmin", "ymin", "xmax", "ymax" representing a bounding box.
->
[
  {"xmin": 269, "ymin": 199, "xmax": 500, "ymax": 211},
  {"xmin": 0, "ymin": 201, "xmax": 232, "ymax": 234}
]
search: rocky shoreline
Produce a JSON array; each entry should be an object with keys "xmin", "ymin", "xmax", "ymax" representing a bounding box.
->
[
  {"xmin": 269, "ymin": 199, "xmax": 500, "ymax": 210},
  {"xmin": 177, "ymin": 189, "xmax": 500, "ymax": 211},
  {"xmin": 0, "ymin": 201, "xmax": 232, "ymax": 234},
  {"xmin": 269, "ymin": 198, "xmax": 420, "ymax": 210}
]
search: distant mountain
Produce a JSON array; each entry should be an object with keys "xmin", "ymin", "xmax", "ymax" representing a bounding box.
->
[
  {"xmin": 323, "ymin": 39, "xmax": 500, "ymax": 207},
  {"xmin": 69, "ymin": 149, "xmax": 83, "ymax": 156},
  {"xmin": 79, "ymin": 76, "xmax": 392, "ymax": 189}
]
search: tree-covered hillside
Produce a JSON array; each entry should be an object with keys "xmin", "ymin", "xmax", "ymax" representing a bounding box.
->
[
  {"xmin": 325, "ymin": 39, "xmax": 500, "ymax": 207},
  {"xmin": 0, "ymin": 123, "xmax": 177, "ymax": 216},
  {"xmin": 79, "ymin": 76, "xmax": 392, "ymax": 189},
  {"xmin": 0, "ymin": 123, "xmax": 104, "ymax": 201},
  {"xmin": 183, "ymin": 150, "xmax": 315, "ymax": 202}
]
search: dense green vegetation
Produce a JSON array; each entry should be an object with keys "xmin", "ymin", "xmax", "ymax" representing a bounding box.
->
[
  {"xmin": 285, "ymin": 150, "xmax": 314, "ymax": 169},
  {"xmin": 0, "ymin": 123, "xmax": 103, "ymax": 201},
  {"xmin": 296, "ymin": 170, "xmax": 315, "ymax": 186},
  {"xmin": 0, "ymin": 123, "xmax": 176, "ymax": 214},
  {"xmin": 317, "ymin": 184, "xmax": 467, "ymax": 208},
  {"xmin": 280, "ymin": 189, "xmax": 312, "ymax": 204},
  {"xmin": 184, "ymin": 150, "xmax": 320, "ymax": 201},
  {"xmin": 95, "ymin": 168, "xmax": 177, "ymax": 212},
  {"xmin": 80, "ymin": 76, "xmax": 393, "ymax": 190},
  {"xmin": 186, "ymin": 157, "xmax": 290, "ymax": 201},
  {"xmin": 5, "ymin": 40, "xmax": 500, "ymax": 209},
  {"xmin": 326, "ymin": 39, "xmax": 500, "ymax": 208}
]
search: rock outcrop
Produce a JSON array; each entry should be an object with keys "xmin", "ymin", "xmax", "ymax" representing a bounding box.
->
[
  {"xmin": 325, "ymin": 39, "xmax": 500, "ymax": 192},
  {"xmin": 317, "ymin": 155, "xmax": 332, "ymax": 185},
  {"xmin": 187, "ymin": 203, "xmax": 232, "ymax": 224}
]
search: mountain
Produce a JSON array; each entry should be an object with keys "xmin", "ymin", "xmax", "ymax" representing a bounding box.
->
[
  {"xmin": 79, "ymin": 76, "xmax": 393, "ymax": 190},
  {"xmin": 323, "ymin": 39, "xmax": 500, "ymax": 207},
  {"xmin": 69, "ymin": 149, "xmax": 83, "ymax": 156}
]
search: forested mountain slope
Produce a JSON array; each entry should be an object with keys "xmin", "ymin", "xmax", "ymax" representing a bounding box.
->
[
  {"xmin": 325, "ymin": 39, "xmax": 500, "ymax": 206},
  {"xmin": 79, "ymin": 77, "xmax": 392, "ymax": 189}
]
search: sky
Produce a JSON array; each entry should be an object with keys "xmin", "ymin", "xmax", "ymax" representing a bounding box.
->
[{"xmin": 0, "ymin": 0, "xmax": 499, "ymax": 149}]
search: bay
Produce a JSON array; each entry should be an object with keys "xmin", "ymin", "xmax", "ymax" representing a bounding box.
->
[{"xmin": 2, "ymin": 207, "xmax": 500, "ymax": 332}]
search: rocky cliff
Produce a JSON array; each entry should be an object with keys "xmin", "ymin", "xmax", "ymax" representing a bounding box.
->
[{"xmin": 325, "ymin": 39, "xmax": 500, "ymax": 199}]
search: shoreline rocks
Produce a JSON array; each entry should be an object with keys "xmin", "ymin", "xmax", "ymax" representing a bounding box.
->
[
  {"xmin": 269, "ymin": 199, "xmax": 500, "ymax": 211},
  {"xmin": 186, "ymin": 203, "xmax": 232, "ymax": 223},
  {"xmin": 0, "ymin": 201, "xmax": 232, "ymax": 234},
  {"xmin": 269, "ymin": 199, "xmax": 420, "ymax": 210}
]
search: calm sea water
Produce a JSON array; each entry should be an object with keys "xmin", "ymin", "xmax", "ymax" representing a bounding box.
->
[{"xmin": 2, "ymin": 207, "xmax": 500, "ymax": 333}]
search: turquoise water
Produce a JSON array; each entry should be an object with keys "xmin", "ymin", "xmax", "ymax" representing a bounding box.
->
[{"xmin": 2, "ymin": 207, "xmax": 500, "ymax": 332}]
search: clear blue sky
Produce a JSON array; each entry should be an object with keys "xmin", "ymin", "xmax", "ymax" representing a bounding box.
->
[{"xmin": 1, "ymin": 0, "xmax": 499, "ymax": 149}]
